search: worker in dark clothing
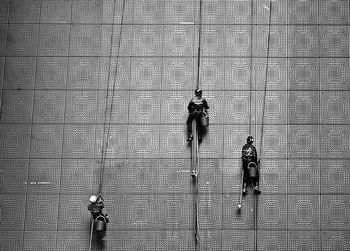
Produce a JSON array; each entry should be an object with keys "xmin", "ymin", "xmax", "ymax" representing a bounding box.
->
[
  {"xmin": 186, "ymin": 89, "xmax": 209, "ymax": 141},
  {"xmin": 241, "ymin": 136, "xmax": 261, "ymax": 195},
  {"xmin": 88, "ymin": 195, "xmax": 109, "ymax": 222}
]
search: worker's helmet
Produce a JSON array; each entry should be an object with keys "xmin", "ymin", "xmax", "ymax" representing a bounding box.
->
[
  {"xmin": 247, "ymin": 136, "xmax": 254, "ymax": 144},
  {"xmin": 89, "ymin": 195, "xmax": 98, "ymax": 204},
  {"xmin": 195, "ymin": 89, "xmax": 202, "ymax": 96}
]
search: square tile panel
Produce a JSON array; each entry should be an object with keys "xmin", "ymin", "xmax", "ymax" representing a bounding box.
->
[
  {"xmin": 156, "ymin": 230, "xmax": 192, "ymax": 250},
  {"xmin": 162, "ymin": 58, "xmax": 195, "ymax": 90},
  {"xmin": 160, "ymin": 91, "xmax": 189, "ymax": 124},
  {"xmin": 225, "ymin": 0, "xmax": 251, "ymax": 24},
  {"xmin": 159, "ymin": 125, "xmax": 190, "ymax": 158},
  {"xmin": 253, "ymin": 25, "xmax": 287, "ymax": 58},
  {"xmin": 320, "ymin": 125, "xmax": 350, "ymax": 158},
  {"xmin": 158, "ymin": 158, "xmax": 191, "ymax": 194},
  {"xmin": 288, "ymin": 195, "xmax": 320, "ymax": 230},
  {"xmin": 256, "ymin": 0, "xmax": 288, "ymax": 25},
  {"xmin": 256, "ymin": 231, "xmax": 287, "ymax": 251},
  {"xmin": 287, "ymin": 159, "xmax": 320, "ymax": 194},
  {"xmin": 133, "ymin": 0, "xmax": 164, "ymax": 24},
  {"xmin": 255, "ymin": 90, "xmax": 287, "ymax": 125},
  {"xmin": 321, "ymin": 231, "xmax": 350, "ymax": 251},
  {"xmin": 96, "ymin": 90, "xmax": 129, "ymax": 124},
  {"xmin": 122, "ymin": 159, "xmax": 158, "ymax": 194},
  {"xmin": 224, "ymin": 91, "xmax": 251, "ymax": 125},
  {"xmin": 225, "ymin": 25, "xmax": 251, "ymax": 57},
  {"xmin": 40, "ymin": 0, "xmax": 72, "ymax": 23},
  {"xmin": 128, "ymin": 91, "xmax": 161, "ymax": 124},
  {"xmin": 64, "ymin": 91, "xmax": 97, "ymax": 123},
  {"xmin": 194, "ymin": 194, "xmax": 222, "ymax": 229},
  {"xmin": 38, "ymin": 24, "xmax": 70, "ymax": 56},
  {"xmin": 0, "ymin": 194, "xmax": 26, "ymax": 230},
  {"xmin": 288, "ymin": 231, "xmax": 321, "ymax": 251},
  {"xmin": 0, "ymin": 159, "xmax": 28, "ymax": 194},
  {"xmin": 130, "ymin": 57, "xmax": 162, "ymax": 90},
  {"xmin": 0, "ymin": 90, "xmax": 34, "ymax": 123},
  {"xmin": 157, "ymin": 195, "xmax": 190, "ymax": 229},
  {"xmin": 32, "ymin": 90, "xmax": 65, "ymax": 123},
  {"xmin": 60, "ymin": 159, "xmax": 93, "ymax": 194},
  {"xmin": 223, "ymin": 125, "xmax": 250, "ymax": 159},
  {"xmin": 4, "ymin": 56, "xmax": 36, "ymax": 89},
  {"xmin": 198, "ymin": 159, "xmax": 222, "ymax": 194},
  {"xmin": 320, "ymin": 58, "xmax": 350, "ymax": 90},
  {"xmin": 260, "ymin": 159, "xmax": 287, "ymax": 194},
  {"xmin": 288, "ymin": 25, "xmax": 319, "ymax": 57},
  {"xmin": 288, "ymin": 0, "xmax": 318, "ymax": 24},
  {"xmin": 25, "ymin": 194, "xmax": 59, "ymax": 231},
  {"xmin": 62, "ymin": 124, "xmax": 95, "ymax": 158},
  {"xmin": 197, "ymin": 230, "xmax": 222, "ymax": 251},
  {"xmin": 198, "ymin": 25, "xmax": 225, "ymax": 57},
  {"xmin": 319, "ymin": 0, "xmax": 349, "ymax": 24},
  {"xmin": 132, "ymin": 25, "xmax": 163, "ymax": 56},
  {"xmin": 320, "ymin": 91, "xmax": 350, "ymax": 124},
  {"xmin": 23, "ymin": 231, "xmax": 57, "ymax": 251},
  {"xmin": 321, "ymin": 159, "xmax": 350, "ymax": 194},
  {"xmin": 164, "ymin": 0, "xmax": 196, "ymax": 24},
  {"xmin": 201, "ymin": 0, "xmax": 226, "ymax": 24},
  {"xmin": 30, "ymin": 124, "xmax": 63, "ymax": 158},
  {"xmin": 257, "ymin": 195, "xmax": 287, "ymax": 230},
  {"xmin": 222, "ymin": 230, "xmax": 255, "ymax": 251},
  {"xmin": 0, "ymin": 124, "xmax": 31, "ymax": 158},
  {"xmin": 321, "ymin": 195, "xmax": 350, "ymax": 230},
  {"xmin": 198, "ymin": 125, "xmax": 224, "ymax": 158},
  {"xmin": 225, "ymin": 58, "xmax": 251, "ymax": 90},
  {"xmin": 69, "ymin": 25, "xmax": 101, "ymax": 56},
  {"xmin": 100, "ymin": 24, "xmax": 133, "ymax": 56},
  {"xmin": 127, "ymin": 125, "xmax": 159, "ymax": 158},
  {"xmin": 6, "ymin": 24, "xmax": 39, "ymax": 56},
  {"xmin": 58, "ymin": 195, "xmax": 91, "ymax": 231},
  {"xmin": 288, "ymin": 58, "xmax": 319, "ymax": 90},
  {"xmin": 118, "ymin": 231, "xmax": 156, "ymax": 250},
  {"xmin": 319, "ymin": 26, "xmax": 349, "ymax": 57},
  {"xmin": 123, "ymin": 194, "xmax": 157, "ymax": 230},
  {"xmin": 99, "ymin": 57, "xmax": 131, "ymax": 90},
  {"xmin": 288, "ymin": 91, "xmax": 319, "ymax": 124},
  {"xmin": 67, "ymin": 57, "xmax": 99, "ymax": 89},
  {"xmin": 163, "ymin": 25, "xmax": 195, "ymax": 56},
  {"xmin": 253, "ymin": 58, "xmax": 288, "ymax": 91},
  {"xmin": 0, "ymin": 231, "xmax": 23, "ymax": 251},
  {"xmin": 222, "ymin": 194, "xmax": 255, "ymax": 230},
  {"xmin": 198, "ymin": 58, "xmax": 224, "ymax": 90},
  {"xmin": 35, "ymin": 57, "xmax": 68, "ymax": 90},
  {"xmin": 287, "ymin": 125, "xmax": 320, "ymax": 158},
  {"xmin": 256, "ymin": 125, "xmax": 287, "ymax": 159},
  {"xmin": 71, "ymin": 0, "xmax": 104, "ymax": 24},
  {"xmin": 9, "ymin": 0, "xmax": 41, "ymax": 23}
]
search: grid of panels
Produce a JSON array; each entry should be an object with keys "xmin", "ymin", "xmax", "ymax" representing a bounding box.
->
[{"xmin": 1, "ymin": 0, "xmax": 350, "ymax": 250}]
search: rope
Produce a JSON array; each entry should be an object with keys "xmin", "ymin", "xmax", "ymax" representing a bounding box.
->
[
  {"xmin": 259, "ymin": 0, "xmax": 272, "ymax": 157},
  {"xmin": 256, "ymin": 1, "xmax": 273, "ymax": 251},
  {"xmin": 98, "ymin": 0, "xmax": 126, "ymax": 196},
  {"xmin": 196, "ymin": 0, "xmax": 203, "ymax": 89}
]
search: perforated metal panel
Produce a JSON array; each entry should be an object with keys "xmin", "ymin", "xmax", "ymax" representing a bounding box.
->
[
  {"xmin": 69, "ymin": 25, "xmax": 101, "ymax": 56},
  {"xmin": 23, "ymin": 231, "xmax": 57, "ymax": 251},
  {"xmin": 6, "ymin": 24, "xmax": 38, "ymax": 56},
  {"xmin": 4, "ymin": 56, "xmax": 36, "ymax": 89},
  {"xmin": 321, "ymin": 195, "xmax": 350, "ymax": 230},
  {"xmin": 288, "ymin": 231, "xmax": 321, "ymax": 251},
  {"xmin": 0, "ymin": 159, "xmax": 28, "ymax": 194},
  {"xmin": 67, "ymin": 57, "xmax": 99, "ymax": 89},
  {"xmin": 288, "ymin": 195, "xmax": 320, "ymax": 230}
]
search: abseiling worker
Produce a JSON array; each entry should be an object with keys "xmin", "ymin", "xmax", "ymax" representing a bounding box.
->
[
  {"xmin": 186, "ymin": 88, "xmax": 209, "ymax": 141},
  {"xmin": 241, "ymin": 136, "xmax": 261, "ymax": 195}
]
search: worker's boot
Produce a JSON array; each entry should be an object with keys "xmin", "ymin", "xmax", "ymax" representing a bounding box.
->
[
  {"xmin": 254, "ymin": 182, "xmax": 261, "ymax": 194},
  {"xmin": 242, "ymin": 183, "xmax": 248, "ymax": 196}
]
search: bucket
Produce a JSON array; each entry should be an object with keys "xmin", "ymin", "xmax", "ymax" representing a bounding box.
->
[
  {"xmin": 201, "ymin": 114, "xmax": 209, "ymax": 127},
  {"xmin": 95, "ymin": 216, "xmax": 106, "ymax": 231},
  {"xmin": 248, "ymin": 162, "xmax": 257, "ymax": 178}
]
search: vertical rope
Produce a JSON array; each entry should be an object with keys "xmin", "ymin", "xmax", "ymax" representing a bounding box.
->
[
  {"xmin": 98, "ymin": 0, "xmax": 126, "ymax": 196},
  {"xmin": 196, "ymin": 0, "xmax": 203, "ymax": 89},
  {"xmin": 249, "ymin": 0, "xmax": 255, "ymax": 135},
  {"xmin": 259, "ymin": 0, "xmax": 272, "ymax": 157}
]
